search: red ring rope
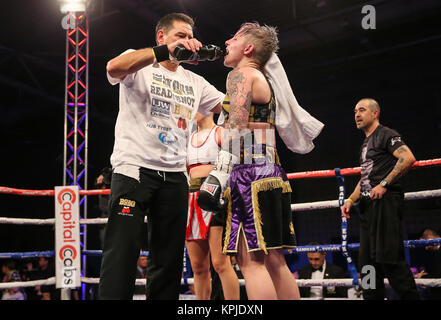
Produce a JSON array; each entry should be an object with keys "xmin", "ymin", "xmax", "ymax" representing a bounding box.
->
[
  {"xmin": 1, "ymin": 158, "xmax": 440, "ymax": 196},
  {"xmin": 286, "ymin": 158, "xmax": 441, "ymax": 180}
]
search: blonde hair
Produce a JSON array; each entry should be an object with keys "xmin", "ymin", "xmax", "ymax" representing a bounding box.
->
[{"xmin": 236, "ymin": 22, "xmax": 279, "ymax": 66}]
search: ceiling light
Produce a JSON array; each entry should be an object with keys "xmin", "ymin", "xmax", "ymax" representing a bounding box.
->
[{"xmin": 59, "ymin": 0, "xmax": 87, "ymax": 13}]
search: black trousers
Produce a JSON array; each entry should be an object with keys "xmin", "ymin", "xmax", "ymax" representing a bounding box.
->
[
  {"xmin": 358, "ymin": 191, "xmax": 419, "ymax": 300},
  {"xmin": 98, "ymin": 168, "xmax": 188, "ymax": 300}
]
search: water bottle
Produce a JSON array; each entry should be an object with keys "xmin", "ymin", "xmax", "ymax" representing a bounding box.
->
[{"xmin": 173, "ymin": 44, "xmax": 223, "ymax": 62}]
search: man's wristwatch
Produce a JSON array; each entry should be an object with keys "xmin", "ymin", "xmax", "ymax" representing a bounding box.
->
[{"xmin": 380, "ymin": 180, "xmax": 388, "ymax": 188}]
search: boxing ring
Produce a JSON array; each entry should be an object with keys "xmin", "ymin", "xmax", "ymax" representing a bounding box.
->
[{"xmin": 1, "ymin": 158, "xmax": 441, "ymax": 300}]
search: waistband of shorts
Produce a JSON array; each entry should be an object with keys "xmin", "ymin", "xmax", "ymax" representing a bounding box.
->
[
  {"xmin": 189, "ymin": 177, "xmax": 207, "ymax": 192},
  {"xmin": 238, "ymin": 144, "xmax": 280, "ymax": 165}
]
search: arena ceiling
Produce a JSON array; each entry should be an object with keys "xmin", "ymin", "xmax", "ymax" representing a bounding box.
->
[{"xmin": 2, "ymin": 0, "xmax": 441, "ymax": 109}]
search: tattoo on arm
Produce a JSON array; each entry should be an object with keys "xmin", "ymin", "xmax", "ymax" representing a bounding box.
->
[
  {"xmin": 396, "ymin": 147, "xmax": 407, "ymax": 154},
  {"xmin": 384, "ymin": 146, "xmax": 413, "ymax": 184},
  {"xmin": 227, "ymin": 70, "xmax": 252, "ymax": 130},
  {"xmin": 223, "ymin": 69, "xmax": 253, "ymax": 153},
  {"xmin": 226, "ymin": 71, "xmax": 243, "ymax": 99}
]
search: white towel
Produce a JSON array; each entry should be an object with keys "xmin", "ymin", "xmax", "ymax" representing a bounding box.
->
[{"xmin": 264, "ymin": 53, "xmax": 324, "ymax": 154}]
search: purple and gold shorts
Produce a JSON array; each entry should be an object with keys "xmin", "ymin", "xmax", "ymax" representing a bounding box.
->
[{"xmin": 222, "ymin": 145, "xmax": 297, "ymax": 254}]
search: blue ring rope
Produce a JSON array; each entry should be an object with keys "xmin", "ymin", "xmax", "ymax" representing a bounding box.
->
[
  {"xmin": 335, "ymin": 168, "xmax": 359, "ymax": 287},
  {"xmin": 0, "ymin": 250, "xmax": 55, "ymax": 259},
  {"xmin": 2, "ymin": 239, "xmax": 439, "ymax": 259},
  {"xmin": 182, "ymin": 246, "xmax": 190, "ymax": 286}
]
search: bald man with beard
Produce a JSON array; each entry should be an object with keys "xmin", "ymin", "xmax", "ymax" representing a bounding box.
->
[{"xmin": 341, "ymin": 98, "xmax": 419, "ymax": 300}]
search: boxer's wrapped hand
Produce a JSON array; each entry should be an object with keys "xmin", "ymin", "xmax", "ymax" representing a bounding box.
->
[{"xmin": 197, "ymin": 150, "xmax": 238, "ymax": 213}]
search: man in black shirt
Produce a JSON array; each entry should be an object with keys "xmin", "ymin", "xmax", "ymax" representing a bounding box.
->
[{"xmin": 341, "ymin": 98, "xmax": 419, "ymax": 300}]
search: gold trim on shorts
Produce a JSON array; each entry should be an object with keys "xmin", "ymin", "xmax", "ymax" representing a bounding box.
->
[
  {"xmin": 222, "ymin": 177, "xmax": 293, "ymax": 254},
  {"xmin": 222, "ymin": 188, "xmax": 232, "ymax": 254}
]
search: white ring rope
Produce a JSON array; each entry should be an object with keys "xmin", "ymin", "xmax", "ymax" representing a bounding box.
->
[
  {"xmin": 0, "ymin": 169, "xmax": 439, "ymax": 294},
  {"xmin": 2, "ymin": 276, "xmax": 440, "ymax": 290},
  {"xmin": 291, "ymin": 189, "xmax": 441, "ymax": 212},
  {"xmin": 0, "ymin": 277, "xmax": 56, "ymax": 289},
  {"xmin": 1, "ymin": 189, "xmax": 439, "ymax": 225},
  {"xmin": 0, "ymin": 218, "xmax": 55, "ymax": 225},
  {"xmin": 78, "ymin": 277, "xmax": 441, "ymax": 288},
  {"xmin": 0, "ymin": 217, "xmax": 151, "ymax": 225},
  {"xmin": 79, "ymin": 218, "xmax": 108, "ymax": 225},
  {"xmin": 0, "ymin": 217, "xmax": 108, "ymax": 225}
]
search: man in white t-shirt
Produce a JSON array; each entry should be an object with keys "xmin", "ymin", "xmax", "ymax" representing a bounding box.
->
[{"xmin": 98, "ymin": 12, "xmax": 224, "ymax": 300}]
